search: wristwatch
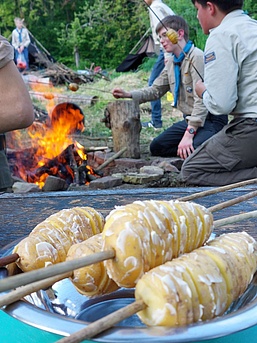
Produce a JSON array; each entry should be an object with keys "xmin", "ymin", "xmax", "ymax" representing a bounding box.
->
[{"xmin": 186, "ymin": 127, "xmax": 197, "ymax": 135}]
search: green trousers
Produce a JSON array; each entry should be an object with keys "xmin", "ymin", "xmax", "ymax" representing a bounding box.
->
[{"xmin": 180, "ymin": 118, "xmax": 257, "ymax": 186}]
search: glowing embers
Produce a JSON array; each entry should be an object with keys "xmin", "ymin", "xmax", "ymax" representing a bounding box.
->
[{"xmin": 10, "ymin": 102, "xmax": 100, "ymax": 188}]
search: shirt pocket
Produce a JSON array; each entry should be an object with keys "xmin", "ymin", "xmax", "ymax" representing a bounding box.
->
[{"xmin": 182, "ymin": 72, "xmax": 194, "ymax": 102}]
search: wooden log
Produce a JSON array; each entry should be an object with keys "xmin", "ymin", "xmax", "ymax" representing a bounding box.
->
[
  {"xmin": 29, "ymin": 91, "xmax": 98, "ymax": 106},
  {"xmin": 95, "ymin": 147, "xmax": 127, "ymax": 172},
  {"xmin": 106, "ymin": 100, "xmax": 141, "ymax": 158}
]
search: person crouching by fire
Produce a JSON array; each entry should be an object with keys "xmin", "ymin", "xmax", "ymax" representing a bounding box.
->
[{"xmin": 0, "ymin": 35, "xmax": 34, "ymax": 192}]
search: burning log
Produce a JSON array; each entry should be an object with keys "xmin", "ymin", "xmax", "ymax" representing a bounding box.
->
[
  {"xmin": 27, "ymin": 144, "xmax": 75, "ymax": 185},
  {"xmin": 27, "ymin": 144, "xmax": 100, "ymax": 187},
  {"xmin": 8, "ymin": 144, "xmax": 101, "ymax": 189},
  {"xmin": 7, "ymin": 95, "xmax": 107, "ymax": 189},
  {"xmin": 68, "ymin": 145, "xmax": 80, "ymax": 185}
]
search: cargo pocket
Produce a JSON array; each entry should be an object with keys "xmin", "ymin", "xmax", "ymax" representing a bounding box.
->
[{"xmin": 205, "ymin": 138, "xmax": 241, "ymax": 171}]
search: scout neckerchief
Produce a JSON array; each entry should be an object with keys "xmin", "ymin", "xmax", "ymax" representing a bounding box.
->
[
  {"xmin": 16, "ymin": 28, "xmax": 23, "ymax": 43},
  {"xmin": 173, "ymin": 40, "xmax": 193, "ymax": 107}
]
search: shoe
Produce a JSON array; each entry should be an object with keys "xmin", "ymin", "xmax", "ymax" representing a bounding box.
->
[
  {"xmin": 0, "ymin": 187, "xmax": 13, "ymax": 193},
  {"xmin": 141, "ymin": 121, "xmax": 162, "ymax": 130}
]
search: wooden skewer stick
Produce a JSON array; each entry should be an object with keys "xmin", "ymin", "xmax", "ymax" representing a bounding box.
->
[
  {"xmin": 57, "ymin": 300, "xmax": 146, "ymax": 343},
  {"xmin": 0, "ymin": 253, "xmax": 19, "ymax": 268},
  {"xmin": 76, "ymin": 87, "xmax": 112, "ymax": 94},
  {"xmin": 29, "ymin": 90, "xmax": 103, "ymax": 101},
  {"xmin": 177, "ymin": 178, "xmax": 257, "ymax": 202},
  {"xmin": 0, "ymin": 191, "xmax": 257, "ymax": 293},
  {"xmin": 55, "ymin": 214, "xmax": 257, "ymax": 343},
  {"xmin": 0, "ymin": 272, "xmax": 71, "ymax": 308},
  {"xmin": 208, "ymin": 189, "xmax": 257, "ymax": 213},
  {"xmin": 0, "ymin": 250, "xmax": 115, "ymax": 293},
  {"xmin": 95, "ymin": 147, "xmax": 127, "ymax": 172},
  {"xmin": 0, "ymin": 178, "xmax": 256, "ymax": 269},
  {"xmin": 214, "ymin": 210, "xmax": 257, "ymax": 228},
  {"xmin": 1, "ymin": 207, "xmax": 257, "ymax": 308}
]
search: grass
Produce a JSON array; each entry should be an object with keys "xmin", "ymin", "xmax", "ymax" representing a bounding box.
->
[
  {"xmin": 7, "ymin": 63, "xmax": 184, "ymax": 189},
  {"xmin": 19, "ymin": 59, "xmax": 182, "ymax": 157},
  {"xmin": 74, "ymin": 67, "xmax": 182, "ymax": 154}
]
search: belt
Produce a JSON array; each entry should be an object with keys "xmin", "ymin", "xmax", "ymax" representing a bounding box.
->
[{"xmin": 0, "ymin": 134, "xmax": 6, "ymax": 151}]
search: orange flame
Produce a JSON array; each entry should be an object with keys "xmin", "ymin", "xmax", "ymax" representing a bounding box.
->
[{"xmin": 9, "ymin": 82, "xmax": 88, "ymax": 188}]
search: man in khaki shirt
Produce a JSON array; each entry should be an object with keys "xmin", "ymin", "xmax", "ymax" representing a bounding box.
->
[
  {"xmin": 0, "ymin": 35, "xmax": 34, "ymax": 191},
  {"xmin": 181, "ymin": 0, "xmax": 257, "ymax": 186},
  {"xmin": 112, "ymin": 15, "xmax": 227, "ymax": 159}
]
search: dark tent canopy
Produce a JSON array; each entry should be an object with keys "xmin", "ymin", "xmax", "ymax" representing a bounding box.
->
[
  {"xmin": 28, "ymin": 31, "xmax": 55, "ymax": 70},
  {"xmin": 116, "ymin": 32, "xmax": 156, "ymax": 72}
]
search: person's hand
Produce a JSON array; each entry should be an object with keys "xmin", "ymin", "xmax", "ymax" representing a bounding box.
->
[
  {"xmin": 18, "ymin": 46, "xmax": 24, "ymax": 53},
  {"xmin": 177, "ymin": 135, "xmax": 195, "ymax": 159},
  {"xmin": 112, "ymin": 88, "xmax": 131, "ymax": 99},
  {"xmin": 195, "ymin": 80, "xmax": 206, "ymax": 99}
]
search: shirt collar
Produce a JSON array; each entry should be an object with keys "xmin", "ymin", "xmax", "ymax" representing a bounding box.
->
[{"xmin": 209, "ymin": 9, "xmax": 245, "ymax": 33}]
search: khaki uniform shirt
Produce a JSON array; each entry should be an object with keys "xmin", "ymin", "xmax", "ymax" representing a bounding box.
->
[
  {"xmin": 131, "ymin": 45, "xmax": 208, "ymax": 128},
  {"xmin": 11, "ymin": 27, "xmax": 30, "ymax": 50},
  {"xmin": 0, "ymin": 35, "xmax": 14, "ymax": 68},
  {"xmin": 203, "ymin": 10, "xmax": 257, "ymax": 118},
  {"xmin": 0, "ymin": 36, "xmax": 14, "ymax": 189}
]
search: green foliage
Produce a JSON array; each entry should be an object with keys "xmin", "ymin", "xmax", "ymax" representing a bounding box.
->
[
  {"xmin": 166, "ymin": 0, "xmax": 207, "ymax": 50},
  {"xmin": 0, "ymin": 0, "xmax": 255, "ymax": 69},
  {"xmin": 137, "ymin": 56, "xmax": 157, "ymax": 72},
  {"xmin": 244, "ymin": 0, "xmax": 257, "ymax": 19},
  {"xmin": 57, "ymin": 0, "xmax": 149, "ymax": 69}
]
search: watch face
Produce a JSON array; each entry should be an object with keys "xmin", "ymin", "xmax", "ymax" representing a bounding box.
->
[{"xmin": 188, "ymin": 128, "xmax": 196, "ymax": 134}]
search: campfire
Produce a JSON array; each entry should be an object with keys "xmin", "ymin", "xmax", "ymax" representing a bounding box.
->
[{"xmin": 8, "ymin": 82, "xmax": 101, "ymax": 189}]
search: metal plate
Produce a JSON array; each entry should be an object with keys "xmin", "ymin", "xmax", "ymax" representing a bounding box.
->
[{"xmin": 2, "ymin": 240, "xmax": 257, "ymax": 342}]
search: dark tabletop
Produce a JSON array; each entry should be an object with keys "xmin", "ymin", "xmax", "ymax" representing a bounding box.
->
[
  {"xmin": 1, "ymin": 186, "xmax": 257, "ymax": 251},
  {"xmin": 1, "ymin": 186, "xmax": 257, "ymax": 343}
]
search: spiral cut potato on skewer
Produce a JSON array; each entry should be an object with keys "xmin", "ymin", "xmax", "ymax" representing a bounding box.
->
[
  {"xmin": 166, "ymin": 28, "xmax": 179, "ymax": 44},
  {"xmin": 66, "ymin": 234, "xmax": 119, "ymax": 297},
  {"xmin": 135, "ymin": 232, "xmax": 257, "ymax": 326},
  {"xmin": 13, "ymin": 207, "xmax": 104, "ymax": 272},
  {"xmin": 102, "ymin": 200, "xmax": 214, "ymax": 288}
]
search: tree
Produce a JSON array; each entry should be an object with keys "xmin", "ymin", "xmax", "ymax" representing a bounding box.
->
[
  {"xmin": 0, "ymin": 0, "xmax": 256, "ymax": 70},
  {"xmin": 0, "ymin": 0, "xmax": 85, "ymax": 60},
  {"xmin": 57, "ymin": 0, "xmax": 149, "ymax": 69},
  {"xmin": 244, "ymin": 0, "xmax": 257, "ymax": 18}
]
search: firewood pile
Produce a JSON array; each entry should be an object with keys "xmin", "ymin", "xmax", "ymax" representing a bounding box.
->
[
  {"xmin": 33, "ymin": 105, "xmax": 48, "ymax": 123},
  {"xmin": 29, "ymin": 60, "xmax": 110, "ymax": 86}
]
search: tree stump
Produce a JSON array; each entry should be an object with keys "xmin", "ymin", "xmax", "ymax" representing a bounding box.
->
[{"xmin": 105, "ymin": 100, "xmax": 141, "ymax": 158}]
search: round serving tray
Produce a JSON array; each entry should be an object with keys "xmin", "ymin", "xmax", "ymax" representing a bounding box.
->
[{"xmin": 1, "ymin": 239, "xmax": 257, "ymax": 342}]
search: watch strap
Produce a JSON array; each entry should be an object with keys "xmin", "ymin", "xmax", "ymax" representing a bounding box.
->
[{"xmin": 186, "ymin": 127, "xmax": 197, "ymax": 135}]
